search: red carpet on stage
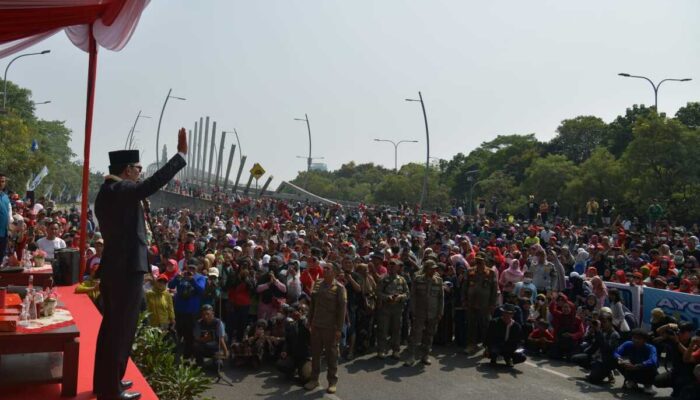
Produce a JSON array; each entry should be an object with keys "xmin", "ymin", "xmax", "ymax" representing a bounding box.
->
[{"xmin": 3, "ymin": 284, "xmax": 157, "ymax": 400}]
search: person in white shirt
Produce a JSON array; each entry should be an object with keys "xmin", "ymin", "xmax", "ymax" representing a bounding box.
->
[
  {"xmin": 285, "ymin": 262, "xmax": 303, "ymax": 303},
  {"xmin": 36, "ymin": 221, "xmax": 66, "ymax": 260}
]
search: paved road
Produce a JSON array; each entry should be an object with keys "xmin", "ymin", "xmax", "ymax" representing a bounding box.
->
[{"xmin": 203, "ymin": 347, "xmax": 672, "ymax": 400}]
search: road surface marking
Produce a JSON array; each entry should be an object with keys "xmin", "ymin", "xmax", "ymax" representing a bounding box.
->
[{"xmin": 523, "ymin": 361, "xmax": 606, "ymax": 390}]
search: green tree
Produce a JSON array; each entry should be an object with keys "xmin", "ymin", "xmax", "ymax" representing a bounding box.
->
[
  {"xmin": 481, "ymin": 134, "xmax": 543, "ymax": 183},
  {"xmin": 563, "ymin": 147, "xmax": 624, "ymax": 218},
  {"xmin": 675, "ymin": 102, "xmax": 700, "ymax": 129},
  {"xmin": 0, "ymin": 79, "xmax": 36, "ymax": 121},
  {"xmin": 0, "ymin": 115, "xmax": 42, "ymax": 190},
  {"xmin": 521, "ymin": 154, "xmax": 578, "ymax": 206},
  {"xmin": 472, "ymin": 170, "xmax": 520, "ymax": 214},
  {"xmin": 548, "ymin": 116, "xmax": 608, "ymax": 164},
  {"xmin": 605, "ymin": 104, "xmax": 655, "ymax": 158},
  {"xmin": 0, "ymin": 79, "xmax": 105, "ymax": 203},
  {"xmin": 620, "ymin": 114, "xmax": 700, "ymax": 223}
]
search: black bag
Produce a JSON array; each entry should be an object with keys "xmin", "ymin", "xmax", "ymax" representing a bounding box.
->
[{"xmin": 53, "ymin": 248, "xmax": 80, "ymax": 286}]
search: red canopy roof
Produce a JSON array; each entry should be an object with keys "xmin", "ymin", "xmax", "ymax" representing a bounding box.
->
[{"xmin": 0, "ymin": 0, "xmax": 149, "ymax": 58}]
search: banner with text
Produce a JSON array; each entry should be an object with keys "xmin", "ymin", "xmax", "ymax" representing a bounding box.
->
[{"xmin": 642, "ymin": 287, "xmax": 700, "ymax": 329}]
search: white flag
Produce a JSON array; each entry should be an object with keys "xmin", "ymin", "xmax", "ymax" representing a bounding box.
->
[
  {"xmin": 27, "ymin": 166, "xmax": 49, "ymax": 191},
  {"xmin": 44, "ymin": 183, "xmax": 54, "ymax": 199}
]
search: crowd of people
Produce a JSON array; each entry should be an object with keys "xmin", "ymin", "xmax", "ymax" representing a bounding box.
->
[{"xmin": 2, "ymin": 177, "xmax": 700, "ymax": 397}]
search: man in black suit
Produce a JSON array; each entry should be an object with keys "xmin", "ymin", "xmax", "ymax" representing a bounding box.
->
[
  {"xmin": 93, "ymin": 129, "xmax": 187, "ymax": 400},
  {"xmin": 484, "ymin": 304, "xmax": 524, "ymax": 367}
]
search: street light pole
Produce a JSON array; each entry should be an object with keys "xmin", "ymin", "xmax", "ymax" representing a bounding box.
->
[
  {"xmin": 155, "ymin": 88, "xmax": 186, "ymax": 168},
  {"xmin": 2, "ymin": 49, "xmax": 50, "ymax": 110},
  {"xmin": 373, "ymin": 138, "xmax": 418, "ymax": 172},
  {"xmin": 405, "ymin": 91, "xmax": 430, "ymax": 208},
  {"xmin": 223, "ymin": 130, "xmax": 243, "ymax": 165},
  {"xmin": 125, "ymin": 110, "xmax": 151, "ymax": 149},
  {"xmin": 618, "ymin": 73, "xmax": 692, "ymax": 111},
  {"xmin": 464, "ymin": 170, "xmax": 479, "ymax": 216},
  {"xmin": 295, "ymin": 114, "xmax": 319, "ymax": 190}
]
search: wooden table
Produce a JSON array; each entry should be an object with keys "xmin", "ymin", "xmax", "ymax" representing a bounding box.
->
[
  {"xmin": 0, "ymin": 305, "xmax": 79, "ymax": 397},
  {"xmin": 0, "ymin": 265, "xmax": 54, "ymax": 288}
]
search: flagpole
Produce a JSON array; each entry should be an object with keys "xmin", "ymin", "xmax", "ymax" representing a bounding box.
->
[{"xmin": 78, "ymin": 26, "xmax": 98, "ymax": 281}]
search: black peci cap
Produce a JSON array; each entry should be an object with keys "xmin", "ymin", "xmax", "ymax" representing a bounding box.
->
[{"xmin": 109, "ymin": 150, "xmax": 139, "ymax": 166}]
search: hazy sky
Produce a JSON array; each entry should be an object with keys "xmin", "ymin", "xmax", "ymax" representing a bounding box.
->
[{"xmin": 9, "ymin": 0, "xmax": 699, "ymax": 187}]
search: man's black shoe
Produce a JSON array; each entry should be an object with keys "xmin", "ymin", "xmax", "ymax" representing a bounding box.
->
[
  {"xmin": 94, "ymin": 380, "xmax": 134, "ymax": 395},
  {"xmin": 96, "ymin": 391, "xmax": 141, "ymax": 400}
]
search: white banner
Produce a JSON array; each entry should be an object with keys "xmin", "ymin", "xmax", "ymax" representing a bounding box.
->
[{"xmin": 27, "ymin": 166, "xmax": 49, "ymax": 191}]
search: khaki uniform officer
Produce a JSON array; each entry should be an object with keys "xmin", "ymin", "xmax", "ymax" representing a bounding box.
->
[
  {"xmin": 305, "ymin": 262, "xmax": 347, "ymax": 395},
  {"xmin": 377, "ymin": 259, "xmax": 409, "ymax": 359},
  {"xmin": 405, "ymin": 260, "xmax": 444, "ymax": 366},
  {"xmin": 462, "ymin": 253, "xmax": 498, "ymax": 354}
]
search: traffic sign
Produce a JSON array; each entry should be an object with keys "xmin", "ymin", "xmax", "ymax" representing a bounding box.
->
[{"xmin": 250, "ymin": 163, "xmax": 266, "ymax": 180}]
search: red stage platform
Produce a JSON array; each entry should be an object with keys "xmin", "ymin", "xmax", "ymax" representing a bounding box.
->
[{"xmin": 2, "ymin": 284, "xmax": 157, "ymax": 400}]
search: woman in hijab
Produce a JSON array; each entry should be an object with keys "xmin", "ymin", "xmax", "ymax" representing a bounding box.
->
[
  {"xmin": 578, "ymin": 294, "xmax": 598, "ymax": 323},
  {"xmin": 574, "ymin": 248, "xmax": 590, "ymax": 275},
  {"xmin": 559, "ymin": 247, "xmax": 576, "ymax": 275},
  {"xmin": 499, "ymin": 259, "xmax": 525, "ymax": 290},
  {"xmin": 607, "ymin": 288, "xmax": 630, "ymax": 335},
  {"xmin": 566, "ymin": 272, "xmax": 590, "ymax": 306},
  {"xmin": 590, "ymin": 276, "xmax": 607, "ymax": 310},
  {"xmin": 586, "ymin": 266, "xmax": 599, "ymax": 280},
  {"xmin": 160, "ymin": 258, "xmax": 180, "ymax": 281},
  {"xmin": 591, "ymin": 252, "xmax": 610, "ymax": 280},
  {"xmin": 676, "ymin": 278, "xmax": 693, "ymax": 293},
  {"xmin": 549, "ymin": 293, "xmax": 584, "ymax": 360},
  {"xmin": 613, "ymin": 269, "xmax": 627, "ymax": 284}
]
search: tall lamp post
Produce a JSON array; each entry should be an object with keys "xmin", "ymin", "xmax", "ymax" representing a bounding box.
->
[
  {"xmin": 405, "ymin": 91, "xmax": 430, "ymax": 208},
  {"xmin": 617, "ymin": 73, "xmax": 692, "ymax": 111},
  {"xmin": 295, "ymin": 114, "xmax": 322, "ymax": 190},
  {"xmin": 125, "ymin": 110, "xmax": 151, "ymax": 149},
  {"xmin": 373, "ymin": 138, "xmax": 418, "ymax": 172},
  {"xmin": 155, "ymin": 88, "xmax": 186, "ymax": 168},
  {"xmin": 2, "ymin": 49, "xmax": 50, "ymax": 110},
  {"xmin": 223, "ymin": 129, "xmax": 243, "ymax": 164}
]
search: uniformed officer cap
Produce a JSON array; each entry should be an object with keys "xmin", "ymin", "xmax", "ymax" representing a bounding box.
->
[
  {"xmin": 324, "ymin": 262, "xmax": 342, "ymax": 273},
  {"xmin": 423, "ymin": 260, "xmax": 438, "ymax": 270},
  {"xmin": 390, "ymin": 259, "xmax": 403, "ymax": 267}
]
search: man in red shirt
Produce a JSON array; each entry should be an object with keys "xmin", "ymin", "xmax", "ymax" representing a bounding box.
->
[
  {"xmin": 301, "ymin": 255, "xmax": 323, "ymax": 294},
  {"xmin": 369, "ymin": 251, "xmax": 388, "ymax": 279}
]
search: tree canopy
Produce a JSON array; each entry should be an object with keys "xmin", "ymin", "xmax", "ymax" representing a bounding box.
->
[
  {"xmin": 0, "ymin": 79, "xmax": 103, "ymax": 203},
  {"xmin": 290, "ymin": 101, "xmax": 700, "ymax": 224}
]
